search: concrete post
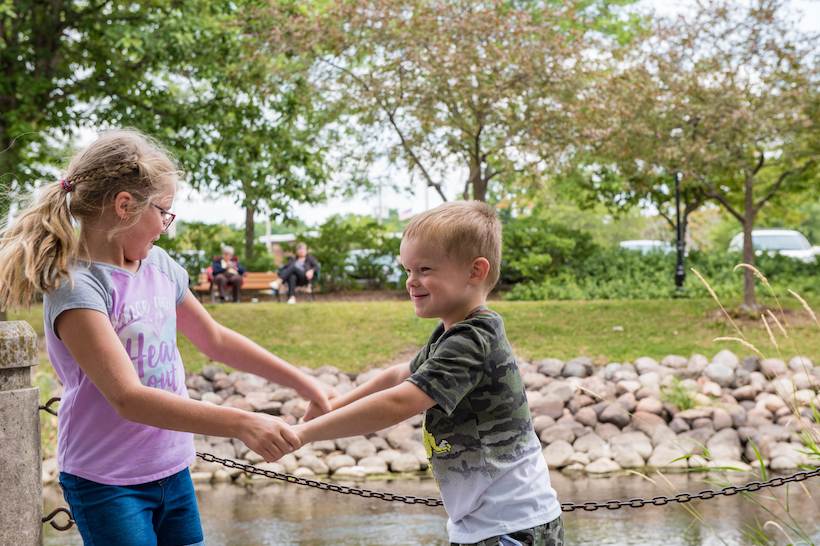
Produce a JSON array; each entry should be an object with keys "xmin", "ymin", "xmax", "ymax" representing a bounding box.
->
[{"xmin": 0, "ymin": 321, "xmax": 43, "ymax": 546}]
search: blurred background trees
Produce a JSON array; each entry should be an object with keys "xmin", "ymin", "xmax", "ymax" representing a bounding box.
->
[{"xmin": 2, "ymin": 0, "xmax": 819, "ymax": 309}]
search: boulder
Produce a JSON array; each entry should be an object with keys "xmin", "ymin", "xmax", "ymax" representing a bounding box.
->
[
  {"xmin": 646, "ymin": 443, "xmax": 689, "ymax": 469},
  {"xmin": 599, "ymin": 404, "xmax": 631, "ymax": 429},
  {"xmin": 712, "ymin": 349, "xmax": 740, "ymax": 370},
  {"xmin": 540, "ymin": 423, "xmax": 576, "ymax": 445},
  {"xmin": 634, "ymin": 357, "xmax": 660, "ymax": 375},
  {"xmin": 612, "ymin": 445, "xmax": 646, "ymax": 468},
  {"xmin": 760, "ymin": 358, "xmax": 788, "ymax": 378},
  {"xmin": 537, "ymin": 358, "xmax": 565, "ymax": 377},
  {"xmin": 389, "ymin": 454, "xmax": 422, "ymax": 473},
  {"xmin": 532, "ymin": 415, "xmax": 557, "ymax": 435},
  {"xmin": 573, "ymin": 432, "xmax": 606, "ymax": 454},
  {"xmin": 529, "ymin": 393, "xmax": 566, "ymax": 420},
  {"xmin": 635, "ymin": 397, "xmax": 664, "ymax": 415},
  {"xmin": 703, "ymin": 363, "xmax": 734, "ymax": 387},
  {"xmin": 789, "ymin": 356, "xmax": 814, "ymax": 372},
  {"xmin": 346, "ymin": 439, "xmax": 378, "ymax": 460},
  {"xmin": 611, "ymin": 432, "xmax": 653, "ymax": 460},
  {"xmin": 630, "ymin": 411, "xmax": 668, "ymax": 437},
  {"xmin": 357, "ymin": 456, "xmax": 389, "ymax": 475},
  {"xmin": 563, "ymin": 360, "xmax": 591, "ymax": 378},
  {"xmin": 705, "ymin": 428, "xmax": 742, "ymax": 461},
  {"xmin": 326, "ymin": 454, "xmax": 357, "ymax": 472},
  {"xmin": 543, "ymin": 440, "xmax": 575, "ymax": 468},
  {"xmin": 585, "ymin": 458, "xmax": 622, "ymax": 474},
  {"xmin": 687, "ymin": 354, "xmax": 709, "ymax": 374},
  {"xmin": 661, "ymin": 355, "xmax": 688, "ymax": 369},
  {"xmin": 574, "ymin": 407, "xmax": 598, "ymax": 427}
]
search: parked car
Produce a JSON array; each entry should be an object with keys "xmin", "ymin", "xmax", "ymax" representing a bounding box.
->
[
  {"xmin": 728, "ymin": 229, "xmax": 820, "ymax": 263},
  {"xmin": 619, "ymin": 240, "xmax": 675, "ymax": 255}
]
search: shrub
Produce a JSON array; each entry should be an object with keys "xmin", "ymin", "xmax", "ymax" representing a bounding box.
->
[
  {"xmin": 501, "ymin": 213, "xmax": 598, "ymax": 284},
  {"xmin": 300, "ymin": 215, "xmax": 401, "ymax": 291},
  {"xmin": 505, "ymin": 246, "xmax": 820, "ymax": 301}
]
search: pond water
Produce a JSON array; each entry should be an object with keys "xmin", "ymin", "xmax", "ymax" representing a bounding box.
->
[{"xmin": 44, "ymin": 470, "xmax": 820, "ymax": 545}]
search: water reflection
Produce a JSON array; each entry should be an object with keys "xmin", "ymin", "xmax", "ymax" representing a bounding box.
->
[{"xmin": 44, "ymin": 470, "xmax": 820, "ymax": 545}]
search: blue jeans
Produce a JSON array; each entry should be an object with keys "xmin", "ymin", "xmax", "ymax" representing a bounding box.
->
[{"xmin": 59, "ymin": 469, "xmax": 205, "ymax": 546}]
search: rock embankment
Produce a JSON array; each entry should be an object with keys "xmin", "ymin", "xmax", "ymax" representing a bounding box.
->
[{"xmin": 41, "ymin": 349, "xmax": 820, "ymax": 485}]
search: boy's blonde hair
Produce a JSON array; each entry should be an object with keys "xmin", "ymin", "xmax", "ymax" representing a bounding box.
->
[
  {"xmin": 0, "ymin": 129, "xmax": 180, "ymax": 311},
  {"xmin": 402, "ymin": 201, "xmax": 501, "ymax": 293}
]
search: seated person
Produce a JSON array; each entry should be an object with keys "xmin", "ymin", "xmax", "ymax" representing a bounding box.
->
[
  {"xmin": 270, "ymin": 242, "xmax": 318, "ymax": 304},
  {"xmin": 212, "ymin": 245, "xmax": 246, "ymax": 303}
]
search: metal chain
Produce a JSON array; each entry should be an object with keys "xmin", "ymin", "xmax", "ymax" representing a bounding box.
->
[
  {"xmin": 197, "ymin": 452, "xmax": 444, "ymax": 506},
  {"xmin": 198, "ymin": 452, "xmax": 820, "ymax": 512},
  {"xmin": 36, "ymin": 397, "xmax": 820, "ymax": 528},
  {"xmin": 559, "ymin": 468, "xmax": 820, "ymax": 512},
  {"xmin": 42, "ymin": 507, "xmax": 74, "ymax": 531},
  {"xmin": 39, "ymin": 396, "xmax": 60, "ymax": 416}
]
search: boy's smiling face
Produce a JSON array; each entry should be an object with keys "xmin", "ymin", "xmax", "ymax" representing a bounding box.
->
[{"xmin": 400, "ymin": 237, "xmax": 486, "ymax": 329}]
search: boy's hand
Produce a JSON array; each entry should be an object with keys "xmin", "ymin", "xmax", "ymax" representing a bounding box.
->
[{"xmin": 241, "ymin": 413, "xmax": 301, "ymax": 462}]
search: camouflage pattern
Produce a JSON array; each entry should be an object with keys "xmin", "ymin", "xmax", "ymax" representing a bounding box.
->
[
  {"xmin": 410, "ymin": 307, "xmax": 539, "ymax": 475},
  {"xmin": 408, "ymin": 306, "xmax": 560, "ymax": 541},
  {"xmin": 450, "ymin": 517, "xmax": 565, "ymax": 546}
]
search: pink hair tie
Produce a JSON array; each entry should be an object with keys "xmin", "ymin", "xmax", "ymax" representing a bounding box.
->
[{"xmin": 61, "ymin": 179, "xmax": 72, "ymax": 193}]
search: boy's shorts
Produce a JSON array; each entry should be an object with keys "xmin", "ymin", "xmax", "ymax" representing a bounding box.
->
[{"xmin": 451, "ymin": 516, "xmax": 564, "ymax": 546}]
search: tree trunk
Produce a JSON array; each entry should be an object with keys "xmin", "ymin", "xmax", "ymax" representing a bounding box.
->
[
  {"xmin": 244, "ymin": 203, "xmax": 255, "ymax": 263},
  {"xmin": 741, "ymin": 213, "xmax": 756, "ymax": 309},
  {"xmin": 472, "ymin": 175, "xmax": 488, "ymax": 203}
]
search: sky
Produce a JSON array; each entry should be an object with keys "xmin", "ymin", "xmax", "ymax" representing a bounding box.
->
[{"xmin": 171, "ymin": 0, "xmax": 820, "ymax": 229}]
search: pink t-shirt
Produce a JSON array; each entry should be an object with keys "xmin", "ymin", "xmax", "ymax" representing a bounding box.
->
[{"xmin": 44, "ymin": 247, "xmax": 195, "ymax": 485}]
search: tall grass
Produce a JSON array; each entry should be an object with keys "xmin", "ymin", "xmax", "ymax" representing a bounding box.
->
[{"xmin": 685, "ymin": 265, "xmax": 820, "ymax": 545}]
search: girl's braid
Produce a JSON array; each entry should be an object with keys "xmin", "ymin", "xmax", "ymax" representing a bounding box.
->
[{"xmin": 67, "ymin": 159, "xmax": 139, "ymax": 185}]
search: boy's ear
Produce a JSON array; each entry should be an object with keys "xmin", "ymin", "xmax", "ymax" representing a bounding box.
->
[
  {"xmin": 114, "ymin": 191, "xmax": 133, "ymax": 219},
  {"xmin": 468, "ymin": 257, "xmax": 490, "ymax": 286}
]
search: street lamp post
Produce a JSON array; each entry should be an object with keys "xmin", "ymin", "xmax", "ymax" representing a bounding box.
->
[{"xmin": 675, "ymin": 172, "xmax": 686, "ymax": 291}]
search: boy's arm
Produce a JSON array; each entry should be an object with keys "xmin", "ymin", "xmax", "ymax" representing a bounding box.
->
[{"xmin": 293, "ymin": 381, "xmax": 436, "ymax": 445}]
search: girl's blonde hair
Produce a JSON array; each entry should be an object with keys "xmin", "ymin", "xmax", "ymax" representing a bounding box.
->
[
  {"xmin": 402, "ymin": 200, "xmax": 502, "ymax": 292},
  {"xmin": 0, "ymin": 129, "xmax": 180, "ymax": 311}
]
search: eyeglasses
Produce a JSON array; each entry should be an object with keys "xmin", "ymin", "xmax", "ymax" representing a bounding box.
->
[{"xmin": 150, "ymin": 202, "xmax": 176, "ymax": 233}]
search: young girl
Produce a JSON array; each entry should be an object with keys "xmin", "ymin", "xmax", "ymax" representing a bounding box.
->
[{"xmin": 0, "ymin": 130, "xmax": 332, "ymax": 545}]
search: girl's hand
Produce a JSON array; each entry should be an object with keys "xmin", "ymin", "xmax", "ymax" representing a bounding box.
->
[
  {"xmin": 302, "ymin": 383, "xmax": 338, "ymax": 422},
  {"xmin": 240, "ymin": 413, "xmax": 301, "ymax": 462}
]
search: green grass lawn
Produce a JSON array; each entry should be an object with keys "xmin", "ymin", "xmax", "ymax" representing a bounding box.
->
[{"xmin": 12, "ymin": 296, "xmax": 820, "ymax": 374}]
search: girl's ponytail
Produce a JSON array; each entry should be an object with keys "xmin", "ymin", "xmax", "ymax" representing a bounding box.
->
[
  {"xmin": 0, "ymin": 128, "xmax": 180, "ymax": 311},
  {"xmin": 0, "ymin": 182, "xmax": 78, "ymax": 311}
]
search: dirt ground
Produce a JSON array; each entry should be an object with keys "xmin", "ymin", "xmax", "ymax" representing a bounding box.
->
[{"xmin": 237, "ymin": 288, "xmax": 506, "ymax": 304}]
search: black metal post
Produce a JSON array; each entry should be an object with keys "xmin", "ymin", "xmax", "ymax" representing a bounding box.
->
[{"xmin": 675, "ymin": 172, "xmax": 686, "ymax": 291}]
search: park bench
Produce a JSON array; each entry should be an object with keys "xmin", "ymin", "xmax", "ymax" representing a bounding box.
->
[
  {"xmin": 193, "ymin": 270, "xmax": 279, "ymax": 304},
  {"xmin": 192, "ymin": 269, "xmax": 316, "ymax": 303}
]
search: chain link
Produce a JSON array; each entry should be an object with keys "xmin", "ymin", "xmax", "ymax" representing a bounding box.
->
[
  {"xmin": 39, "ymin": 397, "xmax": 61, "ymax": 417},
  {"xmin": 42, "ymin": 507, "xmax": 74, "ymax": 531}
]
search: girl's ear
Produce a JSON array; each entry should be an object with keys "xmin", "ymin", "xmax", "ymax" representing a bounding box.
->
[
  {"xmin": 113, "ymin": 191, "xmax": 133, "ymax": 220},
  {"xmin": 468, "ymin": 257, "xmax": 490, "ymax": 286}
]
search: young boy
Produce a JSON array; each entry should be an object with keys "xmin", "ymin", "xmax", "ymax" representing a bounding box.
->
[{"xmin": 295, "ymin": 201, "xmax": 563, "ymax": 546}]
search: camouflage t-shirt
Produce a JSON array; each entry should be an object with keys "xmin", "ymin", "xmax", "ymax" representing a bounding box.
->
[{"xmin": 407, "ymin": 306, "xmax": 561, "ymax": 544}]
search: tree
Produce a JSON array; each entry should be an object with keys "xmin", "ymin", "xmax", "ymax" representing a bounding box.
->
[
  {"xmin": 1, "ymin": 0, "xmax": 333, "ymax": 275},
  {"xmin": 257, "ymin": 0, "xmax": 640, "ymax": 203},
  {"xmin": 580, "ymin": 0, "xmax": 820, "ymax": 307}
]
